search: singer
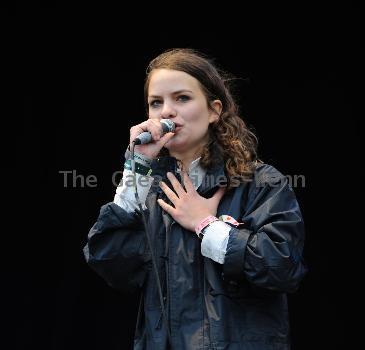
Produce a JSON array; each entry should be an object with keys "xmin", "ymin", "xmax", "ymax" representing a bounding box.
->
[{"xmin": 83, "ymin": 49, "xmax": 307, "ymax": 349}]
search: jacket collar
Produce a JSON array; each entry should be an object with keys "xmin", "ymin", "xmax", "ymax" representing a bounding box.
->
[{"xmin": 150, "ymin": 155, "xmax": 226, "ymax": 195}]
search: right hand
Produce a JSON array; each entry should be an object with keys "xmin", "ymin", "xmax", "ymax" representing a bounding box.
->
[{"xmin": 129, "ymin": 119, "xmax": 176, "ymax": 159}]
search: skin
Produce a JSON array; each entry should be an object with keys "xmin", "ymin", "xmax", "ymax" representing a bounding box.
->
[
  {"xmin": 147, "ymin": 69, "xmax": 221, "ymax": 170},
  {"xmin": 158, "ymin": 171, "xmax": 226, "ymax": 232},
  {"xmin": 146, "ymin": 68, "xmax": 226, "ymax": 232}
]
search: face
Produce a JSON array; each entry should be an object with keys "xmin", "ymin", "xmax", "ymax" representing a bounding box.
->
[{"xmin": 147, "ymin": 69, "xmax": 222, "ymax": 156}]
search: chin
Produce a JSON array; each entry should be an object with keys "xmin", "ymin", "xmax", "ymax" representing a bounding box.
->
[{"xmin": 164, "ymin": 138, "xmax": 187, "ymax": 152}]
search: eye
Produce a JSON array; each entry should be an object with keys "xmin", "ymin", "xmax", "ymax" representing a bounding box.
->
[
  {"xmin": 177, "ymin": 95, "xmax": 190, "ymax": 102},
  {"xmin": 149, "ymin": 100, "xmax": 162, "ymax": 108}
]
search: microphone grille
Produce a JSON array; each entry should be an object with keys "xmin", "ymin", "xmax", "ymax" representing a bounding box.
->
[{"xmin": 160, "ymin": 119, "xmax": 176, "ymax": 132}]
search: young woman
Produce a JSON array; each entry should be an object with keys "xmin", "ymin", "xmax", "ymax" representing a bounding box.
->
[{"xmin": 83, "ymin": 48, "xmax": 307, "ymax": 349}]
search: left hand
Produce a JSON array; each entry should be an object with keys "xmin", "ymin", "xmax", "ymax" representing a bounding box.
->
[{"xmin": 157, "ymin": 171, "xmax": 226, "ymax": 232}]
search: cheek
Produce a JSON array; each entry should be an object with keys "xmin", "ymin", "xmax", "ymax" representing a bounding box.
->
[
  {"xmin": 148, "ymin": 109, "xmax": 159, "ymax": 119},
  {"xmin": 183, "ymin": 104, "xmax": 210, "ymax": 124},
  {"xmin": 183, "ymin": 123, "xmax": 208, "ymax": 142}
]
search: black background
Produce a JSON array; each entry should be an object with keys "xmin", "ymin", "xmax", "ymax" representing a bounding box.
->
[{"xmin": 4, "ymin": 3, "xmax": 353, "ymax": 349}]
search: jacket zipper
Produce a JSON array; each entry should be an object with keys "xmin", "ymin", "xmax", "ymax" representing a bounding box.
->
[
  {"xmin": 155, "ymin": 218, "xmax": 174, "ymax": 339},
  {"xmin": 166, "ymin": 220, "xmax": 174, "ymax": 336},
  {"xmin": 202, "ymin": 255, "xmax": 207, "ymax": 349}
]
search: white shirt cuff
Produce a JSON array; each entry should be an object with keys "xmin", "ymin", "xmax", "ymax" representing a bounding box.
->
[
  {"xmin": 113, "ymin": 168, "xmax": 154, "ymax": 212},
  {"xmin": 201, "ymin": 220, "xmax": 231, "ymax": 264}
]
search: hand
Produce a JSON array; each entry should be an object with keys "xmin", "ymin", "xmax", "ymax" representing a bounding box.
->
[
  {"xmin": 129, "ymin": 118, "xmax": 175, "ymax": 159},
  {"xmin": 157, "ymin": 171, "xmax": 226, "ymax": 232}
]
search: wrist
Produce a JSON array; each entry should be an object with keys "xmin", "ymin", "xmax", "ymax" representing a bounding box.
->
[
  {"xmin": 124, "ymin": 159, "xmax": 152, "ymax": 176},
  {"xmin": 133, "ymin": 152, "xmax": 153, "ymax": 167},
  {"xmin": 125, "ymin": 145, "xmax": 154, "ymax": 165},
  {"xmin": 194, "ymin": 215, "xmax": 219, "ymax": 239}
]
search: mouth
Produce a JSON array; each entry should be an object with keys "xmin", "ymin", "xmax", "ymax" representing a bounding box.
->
[{"xmin": 173, "ymin": 123, "xmax": 183, "ymax": 131}]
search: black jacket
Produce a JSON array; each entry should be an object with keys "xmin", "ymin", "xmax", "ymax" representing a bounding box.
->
[{"xmin": 83, "ymin": 156, "xmax": 307, "ymax": 349}]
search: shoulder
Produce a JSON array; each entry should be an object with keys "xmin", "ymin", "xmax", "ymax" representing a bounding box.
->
[
  {"xmin": 243, "ymin": 163, "xmax": 298, "ymax": 212},
  {"xmin": 252, "ymin": 162, "xmax": 287, "ymax": 188}
]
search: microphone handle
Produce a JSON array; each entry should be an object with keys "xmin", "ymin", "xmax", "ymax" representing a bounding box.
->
[{"xmin": 134, "ymin": 131, "xmax": 153, "ymax": 145}]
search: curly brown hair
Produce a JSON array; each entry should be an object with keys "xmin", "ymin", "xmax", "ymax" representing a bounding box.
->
[{"xmin": 144, "ymin": 48, "xmax": 262, "ymax": 190}]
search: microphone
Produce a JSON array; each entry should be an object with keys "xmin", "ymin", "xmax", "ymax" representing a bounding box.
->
[{"xmin": 133, "ymin": 119, "xmax": 176, "ymax": 145}]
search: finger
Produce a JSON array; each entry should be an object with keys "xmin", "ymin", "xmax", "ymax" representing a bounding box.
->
[
  {"xmin": 130, "ymin": 120, "xmax": 160, "ymax": 144},
  {"xmin": 130, "ymin": 121, "xmax": 149, "ymax": 144},
  {"xmin": 157, "ymin": 198, "xmax": 175, "ymax": 216},
  {"xmin": 130, "ymin": 126, "xmax": 142, "ymax": 144},
  {"xmin": 147, "ymin": 119, "xmax": 163, "ymax": 140},
  {"xmin": 156, "ymin": 132, "xmax": 175, "ymax": 147},
  {"xmin": 213, "ymin": 186, "xmax": 226, "ymax": 201},
  {"xmin": 166, "ymin": 172, "xmax": 186, "ymax": 197},
  {"xmin": 160, "ymin": 180, "xmax": 179, "ymax": 204},
  {"xmin": 182, "ymin": 170, "xmax": 195, "ymax": 193}
]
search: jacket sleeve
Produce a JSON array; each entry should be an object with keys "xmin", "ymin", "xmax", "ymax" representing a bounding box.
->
[
  {"xmin": 83, "ymin": 202, "xmax": 151, "ymax": 294},
  {"xmin": 223, "ymin": 164, "xmax": 308, "ymax": 293}
]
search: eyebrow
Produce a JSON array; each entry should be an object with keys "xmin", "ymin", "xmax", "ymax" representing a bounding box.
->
[{"xmin": 148, "ymin": 90, "xmax": 193, "ymax": 99}]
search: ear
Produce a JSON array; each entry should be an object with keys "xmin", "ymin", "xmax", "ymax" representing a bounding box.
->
[{"xmin": 208, "ymin": 100, "xmax": 223, "ymax": 124}]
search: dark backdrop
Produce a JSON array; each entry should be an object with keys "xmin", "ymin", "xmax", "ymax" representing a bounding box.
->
[{"xmin": 5, "ymin": 3, "xmax": 352, "ymax": 350}]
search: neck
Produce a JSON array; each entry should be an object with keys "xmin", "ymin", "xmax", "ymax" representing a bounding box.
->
[
  {"xmin": 169, "ymin": 146, "xmax": 203, "ymax": 172},
  {"xmin": 168, "ymin": 133, "xmax": 209, "ymax": 171}
]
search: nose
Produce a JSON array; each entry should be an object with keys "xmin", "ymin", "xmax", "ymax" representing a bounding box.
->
[{"xmin": 160, "ymin": 102, "xmax": 177, "ymax": 119}]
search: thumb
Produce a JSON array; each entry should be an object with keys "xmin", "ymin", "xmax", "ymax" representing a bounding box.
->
[{"xmin": 213, "ymin": 186, "xmax": 226, "ymax": 202}]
